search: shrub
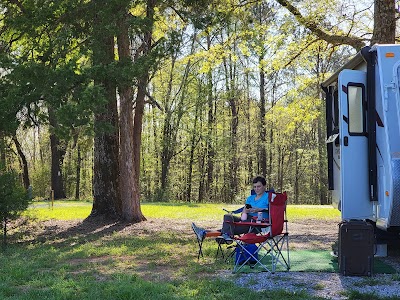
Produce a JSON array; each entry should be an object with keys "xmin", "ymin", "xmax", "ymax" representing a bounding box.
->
[{"xmin": 0, "ymin": 168, "xmax": 31, "ymax": 248}]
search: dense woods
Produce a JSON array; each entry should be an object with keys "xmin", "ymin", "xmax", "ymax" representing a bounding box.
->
[{"xmin": 0, "ymin": 0, "xmax": 397, "ymax": 221}]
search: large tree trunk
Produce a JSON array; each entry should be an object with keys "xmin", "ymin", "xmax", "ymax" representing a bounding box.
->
[
  {"xmin": 91, "ymin": 1, "xmax": 120, "ymax": 218},
  {"xmin": 126, "ymin": 0, "xmax": 156, "ymax": 222},
  {"xmin": 371, "ymin": 0, "xmax": 396, "ymax": 45},
  {"xmin": 117, "ymin": 12, "xmax": 145, "ymax": 222},
  {"xmin": 131, "ymin": 79, "xmax": 147, "ymax": 222},
  {"xmin": 12, "ymin": 136, "xmax": 30, "ymax": 190},
  {"xmin": 48, "ymin": 109, "xmax": 66, "ymax": 200},
  {"xmin": 92, "ymin": 82, "xmax": 120, "ymax": 217}
]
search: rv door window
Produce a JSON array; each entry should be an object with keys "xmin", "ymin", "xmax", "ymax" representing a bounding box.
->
[{"xmin": 347, "ymin": 84, "xmax": 365, "ymax": 134}]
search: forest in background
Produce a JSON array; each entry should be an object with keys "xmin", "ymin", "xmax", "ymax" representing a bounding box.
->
[{"xmin": 0, "ymin": 1, "xmax": 397, "ymax": 220}]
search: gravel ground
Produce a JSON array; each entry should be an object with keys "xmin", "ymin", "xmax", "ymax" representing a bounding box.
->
[{"xmin": 223, "ymin": 271, "xmax": 400, "ymax": 300}]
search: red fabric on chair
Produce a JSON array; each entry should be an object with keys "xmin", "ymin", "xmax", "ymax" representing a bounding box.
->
[
  {"xmin": 238, "ymin": 232, "xmax": 268, "ymax": 244},
  {"xmin": 269, "ymin": 191, "xmax": 287, "ymax": 236},
  {"xmin": 267, "ymin": 191, "xmax": 290, "ymax": 272}
]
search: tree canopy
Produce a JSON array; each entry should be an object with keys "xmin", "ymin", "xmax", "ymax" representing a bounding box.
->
[{"xmin": 0, "ymin": 0, "xmax": 397, "ymax": 222}]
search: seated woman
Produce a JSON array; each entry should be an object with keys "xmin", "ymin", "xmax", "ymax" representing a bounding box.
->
[
  {"xmin": 221, "ymin": 176, "xmax": 269, "ymax": 240},
  {"xmin": 192, "ymin": 176, "xmax": 269, "ymax": 243}
]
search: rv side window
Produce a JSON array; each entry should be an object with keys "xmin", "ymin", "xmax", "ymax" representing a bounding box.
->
[
  {"xmin": 333, "ymin": 89, "xmax": 339, "ymax": 131},
  {"xmin": 347, "ymin": 84, "xmax": 365, "ymax": 134}
]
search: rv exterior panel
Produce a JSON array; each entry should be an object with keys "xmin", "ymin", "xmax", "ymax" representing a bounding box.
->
[{"xmin": 322, "ymin": 44, "xmax": 400, "ymax": 232}]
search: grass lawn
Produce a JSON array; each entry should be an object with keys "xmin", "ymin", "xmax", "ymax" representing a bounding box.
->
[
  {"xmin": 26, "ymin": 200, "xmax": 341, "ymax": 221},
  {"xmin": 0, "ymin": 201, "xmax": 351, "ymax": 300}
]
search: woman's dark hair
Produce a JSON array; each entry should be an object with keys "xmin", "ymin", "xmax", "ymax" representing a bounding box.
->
[{"xmin": 252, "ymin": 176, "xmax": 266, "ymax": 186}]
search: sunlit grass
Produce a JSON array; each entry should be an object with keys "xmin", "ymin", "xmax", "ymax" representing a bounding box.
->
[
  {"xmin": 26, "ymin": 201, "xmax": 93, "ymax": 220},
  {"xmin": 1, "ymin": 200, "xmax": 342, "ymax": 300},
  {"xmin": 2, "ymin": 206, "xmax": 325, "ymax": 300},
  {"xmin": 25, "ymin": 200, "xmax": 341, "ymax": 221},
  {"xmin": 287, "ymin": 205, "xmax": 340, "ymax": 220}
]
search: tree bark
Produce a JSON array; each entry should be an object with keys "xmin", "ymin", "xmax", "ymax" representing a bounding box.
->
[
  {"xmin": 186, "ymin": 87, "xmax": 201, "ymax": 202},
  {"xmin": 12, "ymin": 136, "xmax": 30, "ymax": 190},
  {"xmin": 131, "ymin": 79, "xmax": 147, "ymax": 221},
  {"xmin": 316, "ymin": 50, "xmax": 328, "ymax": 205},
  {"xmin": 48, "ymin": 109, "xmax": 66, "ymax": 200},
  {"xmin": 91, "ymin": 1, "xmax": 120, "ymax": 218},
  {"xmin": 223, "ymin": 49, "xmax": 239, "ymax": 201},
  {"xmin": 228, "ymin": 92, "xmax": 239, "ymax": 199},
  {"xmin": 259, "ymin": 56, "xmax": 267, "ymax": 178},
  {"xmin": 245, "ymin": 67, "xmax": 253, "ymax": 181},
  {"xmin": 2, "ymin": 216, "xmax": 7, "ymax": 249},
  {"xmin": 127, "ymin": 0, "xmax": 156, "ymax": 222},
  {"xmin": 75, "ymin": 144, "xmax": 81, "ymax": 200},
  {"xmin": 371, "ymin": 0, "xmax": 396, "ymax": 45},
  {"xmin": 206, "ymin": 34, "xmax": 215, "ymax": 202},
  {"xmin": 0, "ymin": 133, "xmax": 5, "ymax": 168},
  {"xmin": 117, "ymin": 11, "xmax": 145, "ymax": 222},
  {"xmin": 160, "ymin": 57, "xmax": 176, "ymax": 196}
]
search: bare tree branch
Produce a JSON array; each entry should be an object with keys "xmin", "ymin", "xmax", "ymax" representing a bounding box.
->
[
  {"xmin": 6, "ymin": 0, "xmax": 26, "ymax": 14},
  {"xmin": 275, "ymin": 0, "xmax": 366, "ymax": 50},
  {"xmin": 144, "ymin": 90, "xmax": 163, "ymax": 111}
]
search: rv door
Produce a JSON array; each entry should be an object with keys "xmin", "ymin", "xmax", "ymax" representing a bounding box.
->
[{"xmin": 338, "ymin": 70, "xmax": 373, "ymax": 220}]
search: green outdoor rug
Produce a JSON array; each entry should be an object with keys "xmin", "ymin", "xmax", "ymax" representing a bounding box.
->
[{"xmin": 233, "ymin": 249, "xmax": 397, "ymax": 274}]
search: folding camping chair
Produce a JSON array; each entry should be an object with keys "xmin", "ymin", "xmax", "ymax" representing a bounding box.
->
[
  {"xmin": 191, "ymin": 223, "xmax": 223, "ymax": 260},
  {"xmin": 192, "ymin": 206, "xmax": 247, "ymax": 261},
  {"xmin": 227, "ymin": 191, "xmax": 290, "ymax": 273},
  {"xmin": 265, "ymin": 191, "xmax": 290, "ymax": 272}
]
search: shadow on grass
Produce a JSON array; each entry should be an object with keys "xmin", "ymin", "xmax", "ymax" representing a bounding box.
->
[{"xmin": 13, "ymin": 215, "xmax": 130, "ymax": 248}]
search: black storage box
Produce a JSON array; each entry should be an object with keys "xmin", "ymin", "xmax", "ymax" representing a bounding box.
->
[{"xmin": 338, "ymin": 220, "xmax": 374, "ymax": 276}]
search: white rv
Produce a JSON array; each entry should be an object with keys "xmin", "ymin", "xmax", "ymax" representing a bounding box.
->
[{"xmin": 322, "ymin": 44, "xmax": 400, "ymax": 252}]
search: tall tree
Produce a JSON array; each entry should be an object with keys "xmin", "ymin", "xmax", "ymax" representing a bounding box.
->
[
  {"xmin": 159, "ymin": 30, "xmax": 196, "ymax": 199},
  {"xmin": 91, "ymin": 1, "xmax": 121, "ymax": 218},
  {"xmin": 129, "ymin": 0, "xmax": 156, "ymax": 221},
  {"xmin": 48, "ymin": 109, "xmax": 66, "ymax": 199},
  {"xmin": 205, "ymin": 33, "xmax": 216, "ymax": 201},
  {"xmin": 117, "ymin": 3, "xmax": 146, "ymax": 222},
  {"xmin": 12, "ymin": 136, "xmax": 30, "ymax": 190}
]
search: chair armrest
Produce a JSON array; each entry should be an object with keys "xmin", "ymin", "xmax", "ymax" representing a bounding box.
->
[
  {"xmin": 223, "ymin": 206, "xmax": 244, "ymax": 214},
  {"xmin": 225, "ymin": 220, "xmax": 271, "ymax": 228}
]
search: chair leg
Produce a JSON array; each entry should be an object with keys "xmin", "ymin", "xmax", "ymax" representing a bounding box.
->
[
  {"xmin": 269, "ymin": 234, "xmax": 290, "ymax": 271},
  {"xmin": 196, "ymin": 239, "xmax": 204, "ymax": 260},
  {"xmin": 233, "ymin": 242, "xmax": 271, "ymax": 273},
  {"xmin": 216, "ymin": 239, "xmax": 225, "ymax": 259}
]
